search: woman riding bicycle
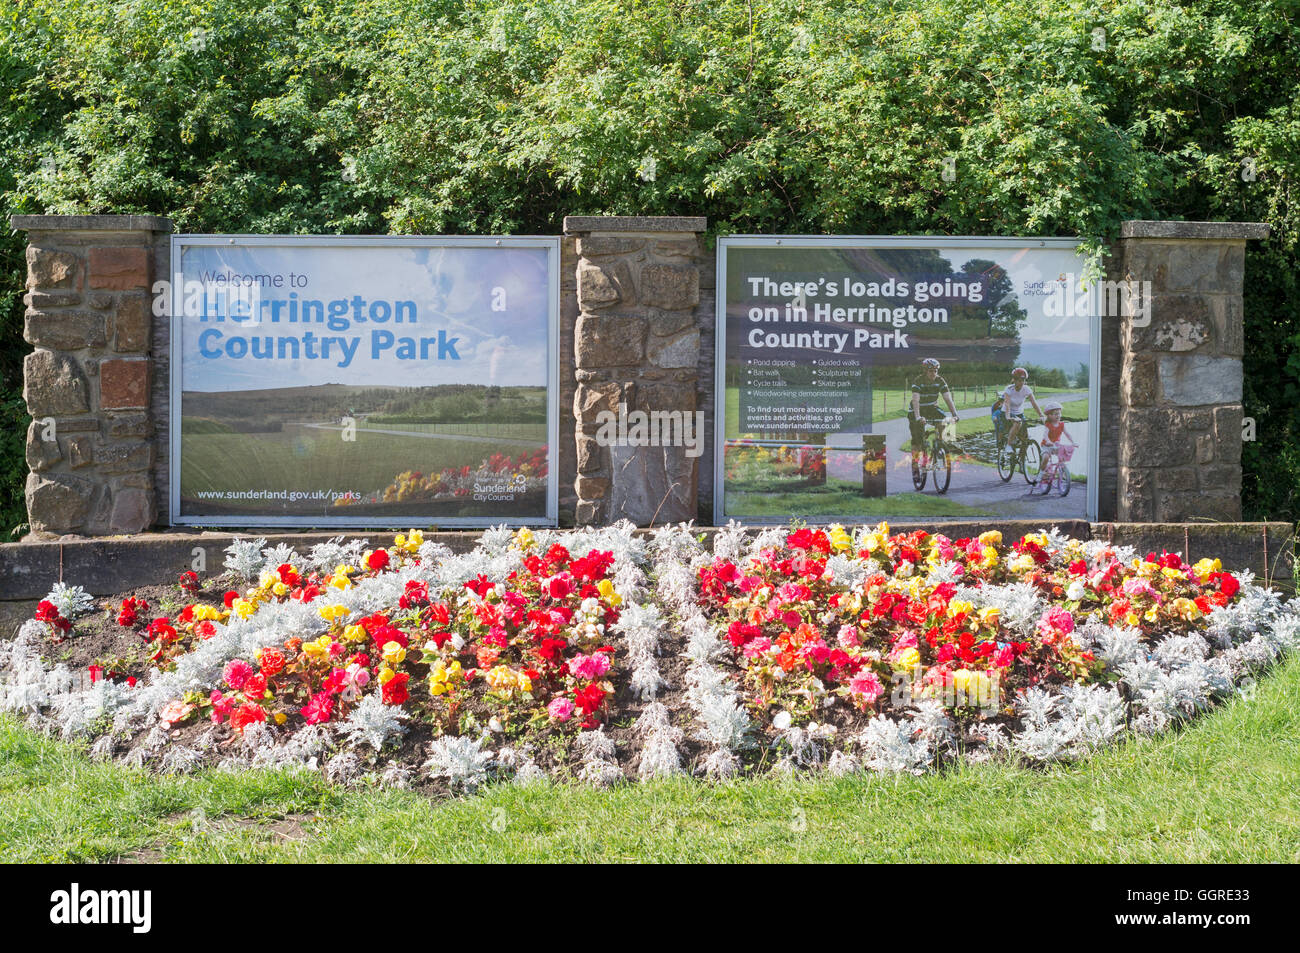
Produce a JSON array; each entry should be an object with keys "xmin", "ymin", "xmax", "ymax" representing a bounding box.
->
[
  {"xmin": 994, "ymin": 367, "xmax": 1042, "ymax": 448},
  {"xmin": 909, "ymin": 358, "xmax": 958, "ymax": 449}
]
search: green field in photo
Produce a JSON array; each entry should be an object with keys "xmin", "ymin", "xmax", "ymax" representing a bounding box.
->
[
  {"xmin": 179, "ymin": 425, "xmax": 543, "ymax": 499},
  {"xmin": 725, "ymin": 482, "xmax": 992, "ymax": 518}
]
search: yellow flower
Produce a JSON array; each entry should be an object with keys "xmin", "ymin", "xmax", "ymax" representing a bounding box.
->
[
  {"xmin": 952, "ymin": 669, "xmax": 995, "ymax": 706},
  {"xmin": 1193, "ymin": 557, "xmax": 1222, "ymax": 579},
  {"xmin": 258, "ymin": 570, "xmax": 277, "ymax": 589},
  {"xmin": 978, "ymin": 530, "xmax": 1002, "ymax": 547},
  {"xmin": 829, "ymin": 524, "xmax": 852, "ymax": 552},
  {"xmin": 343, "ymin": 624, "xmax": 368, "ymax": 643},
  {"xmin": 319, "ymin": 603, "xmax": 350, "ymax": 623},
  {"xmin": 429, "ymin": 658, "xmax": 463, "ymax": 696},
  {"xmin": 381, "ymin": 640, "xmax": 407, "ymax": 666},
  {"xmin": 377, "ymin": 665, "xmax": 395, "ymax": 685},
  {"xmin": 1161, "ymin": 566, "xmax": 1184, "ymax": 581},
  {"xmin": 949, "ymin": 599, "xmax": 974, "ymax": 617},
  {"xmin": 981, "ymin": 546, "xmax": 999, "ymax": 568},
  {"xmin": 597, "ymin": 578, "xmax": 622, "ymax": 606},
  {"xmin": 272, "ymin": 581, "xmax": 289, "ymax": 597},
  {"xmin": 191, "ymin": 604, "xmax": 221, "ymax": 622},
  {"xmin": 513, "ymin": 527, "xmax": 535, "ymax": 551},
  {"xmin": 273, "ymin": 711, "xmax": 287, "ymax": 725},
  {"xmin": 978, "ymin": 607, "xmax": 1001, "ymax": 627},
  {"xmin": 1125, "ymin": 612, "xmax": 1141, "ymax": 626},
  {"xmin": 485, "ymin": 665, "xmax": 531, "ymax": 695},
  {"xmin": 302, "ymin": 634, "xmax": 333, "ymax": 661},
  {"xmin": 231, "ymin": 598, "xmax": 257, "ymax": 620},
  {"xmin": 328, "ymin": 573, "xmax": 353, "ymax": 591},
  {"xmin": 1008, "ymin": 554, "xmax": 1036, "ymax": 574},
  {"xmin": 893, "ymin": 647, "xmax": 921, "ymax": 670},
  {"xmin": 1171, "ymin": 598, "xmax": 1201, "ymax": 622}
]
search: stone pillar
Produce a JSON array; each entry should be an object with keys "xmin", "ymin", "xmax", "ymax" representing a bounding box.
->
[
  {"xmin": 1115, "ymin": 220, "xmax": 1269, "ymax": 521},
  {"xmin": 563, "ymin": 216, "xmax": 707, "ymax": 525},
  {"xmin": 12, "ymin": 215, "xmax": 173, "ymax": 536}
]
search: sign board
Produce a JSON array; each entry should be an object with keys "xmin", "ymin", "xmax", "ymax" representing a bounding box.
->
[
  {"xmin": 169, "ymin": 236, "xmax": 559, "ymax": 526},
  {"xmin": 715, "ymin": 237, "xmax": 1100, "ymax": 524}
]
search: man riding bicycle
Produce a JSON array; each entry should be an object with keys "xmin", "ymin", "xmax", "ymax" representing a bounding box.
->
[
  {"xmin": 909, "ymin": 358, "xmax": 959, "ymax": 449},
  {"xmin": 992, "ymin": 366, "xmax": 1042, "ymax": 449}
]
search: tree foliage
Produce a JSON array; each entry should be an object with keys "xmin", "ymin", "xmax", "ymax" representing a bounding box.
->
[{"xmin": 2, "ymin": 0, "xmax": 1298, "ymax": 530}]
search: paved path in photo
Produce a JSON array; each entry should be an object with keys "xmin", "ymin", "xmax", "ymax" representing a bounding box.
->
[{"xmin": 825, "ymin": 390, "xmax": 1088, "ymax": 517}]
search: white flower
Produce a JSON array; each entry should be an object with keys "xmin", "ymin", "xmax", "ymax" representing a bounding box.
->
[{"xmin": 772, "ymin": 710, "xmax": 792, "ymax": 731}]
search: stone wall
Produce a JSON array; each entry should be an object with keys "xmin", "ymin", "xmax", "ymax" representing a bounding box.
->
[
  {"xmin": 563, "ymin": 216, "xmax": 710, "ymax": 525},
  {"xmin": 1115, "ymin": 221, "xmax": 1269, "ymax": 521},
  {"xmin": 13, "ymin": 215, "xmax": 173, "ymax": 535}
]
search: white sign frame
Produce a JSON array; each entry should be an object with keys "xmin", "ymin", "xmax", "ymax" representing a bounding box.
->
[
  {"xmin": 713, "ymin": 235, "xmax": 1101, "ymax": 525},
  {"xmin": 168, "ymin": 234, "xmax": 560, "ymax": 528}
]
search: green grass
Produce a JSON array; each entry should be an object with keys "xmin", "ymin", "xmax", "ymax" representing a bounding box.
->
[
  {"xmin": 180, "ymin": 425, "xmax": 545, "ymax": 498},
  {"xmin": 726, "ymin": 483, "xmax": 993, "ymax": 518},
  {"xmin": 357, "ymin": 420, "xmax": 547, "ymax": 441},
  {"xmin": 10, "ymin": 656, "xmax": 1295, "ymax": 863}
]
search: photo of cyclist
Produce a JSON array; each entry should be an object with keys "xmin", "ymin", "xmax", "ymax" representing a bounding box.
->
[
  {"xmin": 1039, "ymin": 400, "xmax": 1077, "ymax": 450},
  {"xmin": 909, "ymin": 358, "xmax": 958, "ymax": 449},
  {"xmin": 994, "ymin": 367, "xmax": 1042, "ymax": 448}
]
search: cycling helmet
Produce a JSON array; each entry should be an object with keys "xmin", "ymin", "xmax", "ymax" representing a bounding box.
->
[
  {"xmin": 1011, "ymin": 367, "xmax": 1028, "ymax": 379},
  {"xmin": 922, "ymin": 358, "xmax": 941, "ymax": 369}
]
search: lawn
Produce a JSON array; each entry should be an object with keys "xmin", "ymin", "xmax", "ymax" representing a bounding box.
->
[
  {"xmin": 725, "ymin": 483, "xmax": 993, "ymax": 518},
  {"xmin": 5, "ymin": 654, "xmax": 1295, "ymax": 863},
  {"xmin": 180, "ymin": 425, "xmax": 543, "ymax": 499}
]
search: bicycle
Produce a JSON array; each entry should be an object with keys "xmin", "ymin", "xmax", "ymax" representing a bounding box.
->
[
  {"xmin": 910, "ymin": 417, "xmax": 953, "ymax": 494},
  {"xmin": 996, "ymin": 417, "xmax": 1040, "ymax": 485},
  {"xmin": 1036, "ymin": 441, "xmax": 1074, "ymax": 496}
]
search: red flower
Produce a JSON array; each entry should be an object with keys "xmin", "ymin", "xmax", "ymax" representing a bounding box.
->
[
  {"xmin": 259, "ymin": 648, "xmax": 286, "ymax": 676},
  {"xmin": 545, "ymin": 573, "xmax": 574, "ymax": 600},
  {"xmin": 574, "ymin": 682, "xmax": 607, "ymax": 715},
  {"xmin": 381, "ymin": 673, "xmax": 410, "ymax": 706},
  {"xmin": 178, "ymin": 571, "xmax": 200, "ymax": 592},
  {"xmin": 87, "ymin": 665, "xmax": 103, "ymax": 684},
  {"xmin": 300, "ymin": 691, "xmax": 334, "ymax": 725},
  {"xmin": 223, "ymin": 591, "xmax": 239, "ymax": 609},
  {"xmin": 229, "ymin": 703, "xmax": 267, "ymax": 735},
  {"xmin": 366, "ymin": 549, "xmax": 390, "ymax": 571}
]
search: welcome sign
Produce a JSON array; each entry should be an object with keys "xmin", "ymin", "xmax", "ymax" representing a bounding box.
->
[
  {"xmin": 169, "ymin": 236, "xmax": 559, "ymax": 526},
  {"xmin": 715, "ymin": 236, "xmax": 1100, "ymax": 523}
]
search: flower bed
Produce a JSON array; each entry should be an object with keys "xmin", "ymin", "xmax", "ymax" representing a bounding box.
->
[{"xmin": 2, "ymin": 522, "xmax": 1297, "ymax": 791}]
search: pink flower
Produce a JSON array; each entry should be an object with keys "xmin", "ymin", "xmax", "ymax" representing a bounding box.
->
[
  {"xmin": 300, "ymin": 691, "xmax": 334, "ymax": 725},
  {"xmin": 742, "ymin": 637, "xmax": 772, "ymax": 659},
  {"xmin": 548, "ymin": 696, "xmax": 575, "ymax": 722},
  {"xmin": 159, "ymin": 700, "xmax": 194, "ymax": 725},
  {"xmin": 849, "ymin": 671, "xmax": 884, "ymax": 704},
  {"xmin": 209, "ymin": 689, "xmax": 234, "ymax": 723},
  {"xmin": 1036, "ymin": 606, "xmax": 1075, "ymax": 637},
  {"xmin": 567, "ymin": 652, "xmax": 611, "ymax": 680},
  {"xmin": 836, "ymin": 624, "xmax": 860, "ymax": 649},
  {"xmin": 223, "ymin": 658, "xmax": 254, "ymax": 691}
]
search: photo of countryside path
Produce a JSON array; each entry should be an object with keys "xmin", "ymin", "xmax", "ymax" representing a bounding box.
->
[{"xmin": 180, "ymin": 383, "xmax": 548, "ymax": 520}]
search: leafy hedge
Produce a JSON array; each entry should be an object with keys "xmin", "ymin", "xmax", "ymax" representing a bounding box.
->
[{"xmin": 2, "ymin": 0, "xmax": 1298, "ymax": 534}]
